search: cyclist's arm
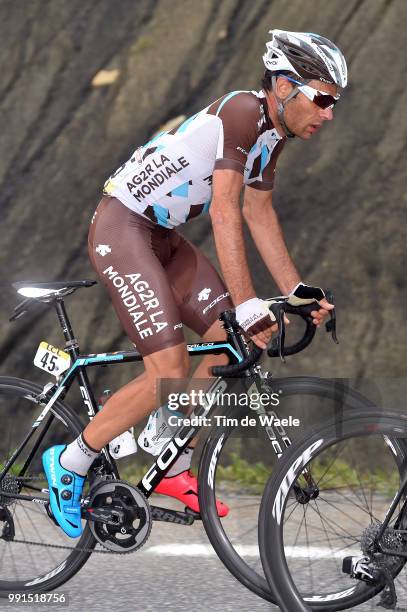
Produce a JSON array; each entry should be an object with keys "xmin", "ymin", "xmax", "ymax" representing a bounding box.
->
[
  {"xmin": 242, "ymin": 186, "xmax": 332, "ymax": 325},
  {"xmin": 242, "ymin": 185, "xmax": 301, "ymax": 294},
  {"xmin": 209, "ymin": 169, "xmax": 255, "ymax": 305}
]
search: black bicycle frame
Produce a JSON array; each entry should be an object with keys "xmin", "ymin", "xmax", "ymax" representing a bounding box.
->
[{"xmin": 0, "ymin": 297, "xmax": 293, "ymax": 505}]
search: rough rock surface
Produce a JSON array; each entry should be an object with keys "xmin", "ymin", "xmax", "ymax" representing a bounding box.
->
[{"xmin": 0, "ymin": 0, "xmax": 406, "ymax": 396}]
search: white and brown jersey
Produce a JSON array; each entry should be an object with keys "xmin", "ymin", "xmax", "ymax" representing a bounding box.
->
[{"xmin": 103, "ymin": 90, "xmax": 286, "ymax": 228}]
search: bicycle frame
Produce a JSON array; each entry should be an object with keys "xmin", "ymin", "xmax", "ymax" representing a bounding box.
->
[{"xmin": 1, "ymin": 296, "xmax": 294, "ymax": 506}]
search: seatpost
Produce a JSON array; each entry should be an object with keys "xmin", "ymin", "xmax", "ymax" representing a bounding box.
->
[{"xmin": 54, "ymin": 298, "xmax": 80, "ymax": 360}]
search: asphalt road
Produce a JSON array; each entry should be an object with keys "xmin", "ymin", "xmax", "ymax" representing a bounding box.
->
[{"xmin": 2, "ymin": 492, "xmax": 407, "ymax": 612}]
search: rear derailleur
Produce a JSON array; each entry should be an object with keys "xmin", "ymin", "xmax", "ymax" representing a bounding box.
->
[{"xmin": 342, "ymin": 522, "xmax": 407, "ymax": 610}]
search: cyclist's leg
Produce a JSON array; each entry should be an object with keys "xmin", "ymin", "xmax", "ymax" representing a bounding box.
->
[
  {"xmin": 43, "ymin": 197, "xmax": 192, "ymax": 534},
  {"xmin": 167, "ymin": 230, "xmax": 233, "ymax": 377},
  {"xmin": 83, "ymin": 343, "xmax": 189, "ymax": 449},
  {"xmin": 85, "ymin": 196, "xmax": 194, "ymax": 444},
  {"xmin": 153, "ymin": 234, "xmax": 233, "ymax": 515}
]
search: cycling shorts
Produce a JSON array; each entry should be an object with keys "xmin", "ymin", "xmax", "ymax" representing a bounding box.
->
[{"xmin": 88, "ymin": 196, "xmax": 233, "ymax": 356}]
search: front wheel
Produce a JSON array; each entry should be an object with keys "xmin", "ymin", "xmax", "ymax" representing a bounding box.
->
[
  {"xmin": 259, "ymin": 410, "xmax": 407, "ymax": 611},
  {"xmin": 198, "ymin": 376, "xmax": 379, "ymax": 603},
  {"xmin": 0, "ymin": 377, "xmax": 98, "ymax": 595}
]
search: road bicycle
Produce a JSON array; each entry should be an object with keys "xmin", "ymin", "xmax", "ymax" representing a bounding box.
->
[
  {"xmin": 259, "ymin": 388, "xmax": 407, "ymax": 610},
  {"xmin": 0, "ymin": 278, "xmax": 375, "ymax": 603}
]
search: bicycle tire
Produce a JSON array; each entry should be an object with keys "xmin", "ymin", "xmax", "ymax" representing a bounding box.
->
[
  {"xmin": 0, "ymin": 377, "xmax": 98, "ymax": 595},
  {"xmin": 259, "ymin": 410, "xmax": 407, "ymax": 611},
  {"xmin": 198, "ymin": 376, "xmax": 381, "ymax": 603}
]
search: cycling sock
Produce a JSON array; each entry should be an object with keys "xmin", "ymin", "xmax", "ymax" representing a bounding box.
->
[
  {"xmin": 165, "ymin": 446, "xmax": 193, "ymax": 477},
  {"xmin": 60, "ymin": 432, "xmax": 100, "ymax": 476}
]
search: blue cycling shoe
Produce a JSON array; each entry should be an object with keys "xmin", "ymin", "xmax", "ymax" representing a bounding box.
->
[{"xmin": 42, "ymin": 445, "xmax": 85, "ymax": 538}]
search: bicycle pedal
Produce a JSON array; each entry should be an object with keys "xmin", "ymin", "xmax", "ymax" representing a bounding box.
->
[{"xmin": 45, "ymin": 502, "xmax": 59, "ymax": 527}]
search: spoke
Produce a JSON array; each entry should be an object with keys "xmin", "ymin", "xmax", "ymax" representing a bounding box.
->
[
  {"xmin": 13, "ymin": 504, "xmax": 38, "ymax": 573},
  {"xmin": 347, "ymin": 443, "xmax": 377, "ymax": 517},
  {"xmin": 316, "ymin": 495, "xmax": 369, "ymax": 530},
  {"xmin": 315, "ymin": 440, "xmax": 350, "ymax": 487},
  {"xmin": 306, "ymin": 502, "xmax": 361, "ymax": 542},
  {"xmin": 326, "ymin": 489, "xmax": 381, "ymax": 522},
  {"xmin": 19, "ymin": 502, "xmax": 58, "ymax": 566},
  {"xmin": 285, "ymin": 502, "xmax": 360, "ymax": 543},
  {"xmin": 284, "ymin": 500, "xmax": 302, "ymax": 524},
  {"xmin": 313, "ymin": 497, "xmax": 343, "ymax": 585},
  {"xmin": 231, "ymin": 522, "xmax": 258, "ymax": 541},
  {"xmin": 287, "ymin": 500, "xmax": 313, "ymax": 554},
  {"xmin": 16, "ymin": 501, "xmax": 45, "ymax": 517},
  {"xmin": 303, "ymin": 504, "xmax": 314, "ymax": 592}
]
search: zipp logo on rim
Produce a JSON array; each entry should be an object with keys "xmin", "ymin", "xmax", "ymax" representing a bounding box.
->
[
  {"xmin": 305, "ymin": 586, "xmax": 356, "ymax": 602},
  {"xmin": 208, "ymin": 435, "xmax": 225, "ymax": 489},
  {"xmin": 25, "ymin": 560, "xmax": 68, "ymax": 586},
  {"xmin": 272, "ymin": 439, "xmax": 324, "ymax": 525}
]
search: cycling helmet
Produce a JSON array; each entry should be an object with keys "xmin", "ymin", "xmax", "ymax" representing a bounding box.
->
[{"xmin": 263, "ymin": 29, "xmax": 347, "ymax": 137}]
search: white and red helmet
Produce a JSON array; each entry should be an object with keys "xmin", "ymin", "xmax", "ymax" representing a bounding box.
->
[{"xmin": 263, "ymin": 29, "xmax": 347, "ymax": 88}]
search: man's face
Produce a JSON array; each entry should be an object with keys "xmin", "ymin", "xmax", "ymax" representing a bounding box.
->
[{"xmin": 281, "ymin": 79, "xmax": 339, "ymax": 139}]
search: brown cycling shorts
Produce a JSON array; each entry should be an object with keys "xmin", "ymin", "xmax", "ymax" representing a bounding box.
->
[{"xmin": 88, "ymin": 196, "xmax": 233, "ymax": 356}]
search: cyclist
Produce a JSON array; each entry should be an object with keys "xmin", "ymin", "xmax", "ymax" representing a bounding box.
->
[{"xmin": 43, "ymin": 30, "xmax": 347, "ymax": 537}]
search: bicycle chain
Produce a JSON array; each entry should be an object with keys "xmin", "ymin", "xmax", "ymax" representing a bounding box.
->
[
  {"xmin": 8, "ymin": 538, "xmax": 114, "ymax": 554},
  {"xmin": 1, "ymin": 475, "xmax": 116, "ymax": 555}
]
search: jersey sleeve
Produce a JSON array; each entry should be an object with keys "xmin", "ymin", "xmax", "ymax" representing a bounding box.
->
[
  {"xmin": 248, "ymin": 139, "xmax": 286, "ymax": 191},
  {"xmin": 208, "ymin": 92, "xmax": 260, "ymax": 174}
]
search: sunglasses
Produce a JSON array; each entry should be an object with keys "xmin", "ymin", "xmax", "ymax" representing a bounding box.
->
[{"xmin": 284, "ymin": 76, "xmax": 340, "ymax": 110}]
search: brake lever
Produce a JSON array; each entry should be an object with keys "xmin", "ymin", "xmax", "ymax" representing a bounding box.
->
[
  {"xmin": 324, "ymin": 290, "xmax": 338, "ymax": 344},
  {"xmin": 269, "ymin": 302, "xmax": 286, "ymax": 363}
]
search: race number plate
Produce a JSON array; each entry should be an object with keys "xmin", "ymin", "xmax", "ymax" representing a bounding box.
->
[{"xmin": 34, "ymin": 342, "xmax": 71, "ymax": 377}]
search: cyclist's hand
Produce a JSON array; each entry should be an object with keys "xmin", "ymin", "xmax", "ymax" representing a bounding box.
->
[
  {"xmin": 287, "ymin": 282, "xmax": 334, "ymax": 328},
  {"xmin": 250, "ymin": 323, "xmax": 278, "ymax": 349},
  {"xmin": 312, "ymin": 298, "xmax": 334, "ymax": 327},
  {"xmin": 235, "ymin": 297, "xmax": 277, "ymax": 350}
]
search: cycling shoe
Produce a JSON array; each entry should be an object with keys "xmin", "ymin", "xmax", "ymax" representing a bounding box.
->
[
  {"xmin": 154, "ymin": 470, "xmax": 229, "ymax": 517},
  {"xmin": 42, "ymin": 445, "xmax": 85, "ymax": 538}
]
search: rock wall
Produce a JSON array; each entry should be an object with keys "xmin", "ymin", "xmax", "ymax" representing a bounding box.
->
[{"xmin": 0, "ymin": 0, "xmax": 406, "ymax": 393}]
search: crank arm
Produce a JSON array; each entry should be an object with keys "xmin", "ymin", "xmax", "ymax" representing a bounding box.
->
[{"xmin": 83, "ymin": 506, "xmax": 125, "ymax": 526}]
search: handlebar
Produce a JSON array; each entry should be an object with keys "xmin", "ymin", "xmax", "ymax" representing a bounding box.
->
[
  {"xmin": 211, "ymin": 290, "xmax": 338, "ymax": 376},
  {"xmin": 212, "ymin": 344, "xmax": 263, "ymax": 378}
]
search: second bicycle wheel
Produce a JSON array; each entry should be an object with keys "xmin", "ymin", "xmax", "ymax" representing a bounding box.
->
[
  {"xmin": 259, "ymin": 410, "xmax": 407, "ymax": 611},
  {"xmin": 198, "ymin": 376, "xmax": 379, "ymax": 603},
  {"xmin": 0, "ymin": 377, "xmax": 98, "ymax": 595}
]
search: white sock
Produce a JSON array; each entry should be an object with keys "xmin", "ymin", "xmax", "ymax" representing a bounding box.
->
[
  {"xmin": 165, "ymin": 447, "xmax": 193, "ymax": 478},
  {"xmin": 60, "ymin": 433, "xmax": 100, "ymax": 476}
]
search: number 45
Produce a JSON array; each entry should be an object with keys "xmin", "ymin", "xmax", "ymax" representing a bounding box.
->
[{"xmin": 41, "ymin": 352, "xmax": 57, "ymax": 372}]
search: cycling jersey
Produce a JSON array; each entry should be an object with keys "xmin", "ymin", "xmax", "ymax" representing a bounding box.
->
[{"xmin": 103, "ymin": 90, "xmax": 286, "ymax": 229}]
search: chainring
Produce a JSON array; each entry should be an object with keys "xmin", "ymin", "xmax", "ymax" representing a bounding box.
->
[{"xmin": 88, "ymin": 479, "xmax": 151, "ymax": 554}]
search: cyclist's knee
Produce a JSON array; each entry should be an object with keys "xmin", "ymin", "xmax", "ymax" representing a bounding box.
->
[{"xmin": 144, "ymin": 342, "xmax": 190, "ymax": 381}]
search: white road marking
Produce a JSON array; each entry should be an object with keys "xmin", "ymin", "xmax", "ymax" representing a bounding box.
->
[{"xmin": 142, "ymin": 544, "xmax": 360, "ymax": 558}]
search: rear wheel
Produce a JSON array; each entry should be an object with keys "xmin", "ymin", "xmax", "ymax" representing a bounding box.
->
[
  {"xmin": 198, "ymin": 377, "xmax": 378, "ymax": 603},
  {"xmin": 0, "ymin": 377, "xmax": 98, "ymax": 595}
]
